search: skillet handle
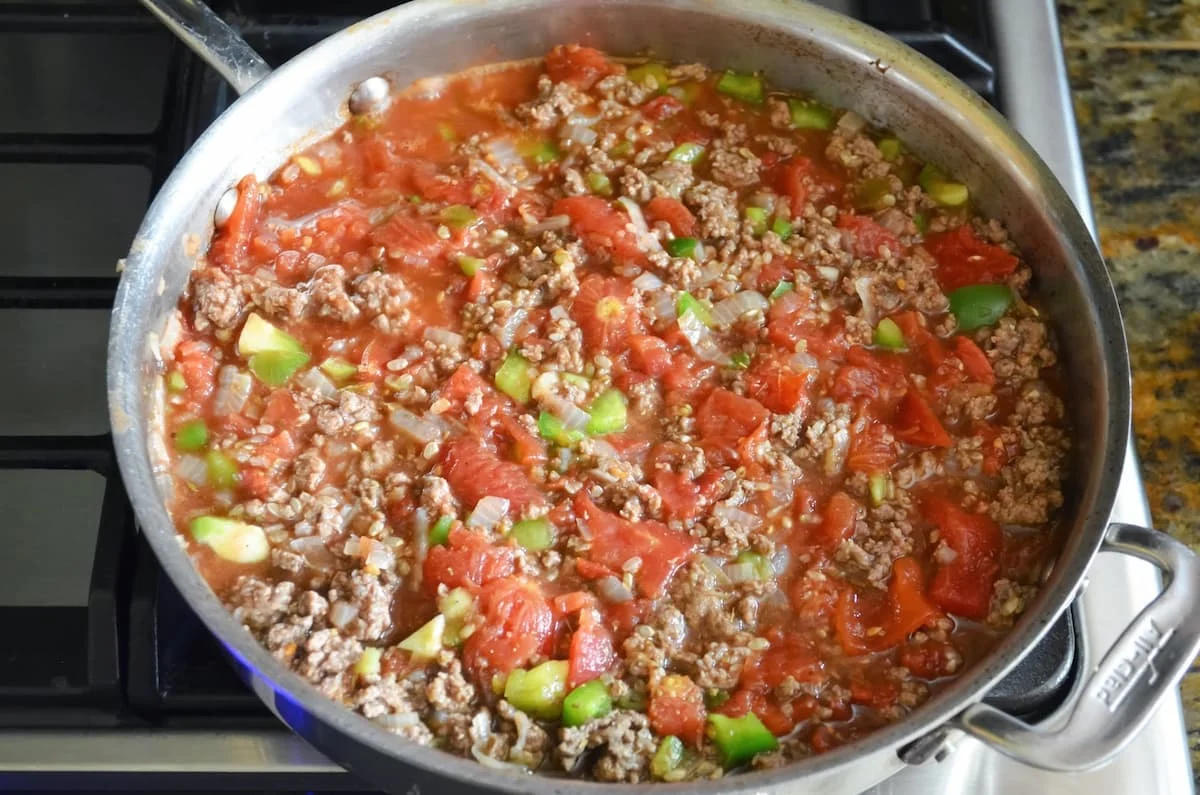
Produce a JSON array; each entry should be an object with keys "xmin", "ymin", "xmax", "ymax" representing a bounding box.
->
[
  {"xmin": 139, "ymin": 0, "xmax": 272, "ymax": 95},
  {"xmin": 954, "ymin": 522, "xmax": 1200, "ymax": 771}
]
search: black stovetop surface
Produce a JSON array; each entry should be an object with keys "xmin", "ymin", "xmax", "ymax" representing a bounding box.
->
[{"xmin": 0, "ymin": 0, "xmax": 1069, "ymax": 740}]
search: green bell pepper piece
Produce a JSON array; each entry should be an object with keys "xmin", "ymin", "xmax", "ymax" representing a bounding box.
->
[
  {"xmin": 538, "ymin": 411, "xmax": 584, "ymax": 446},
  {"xmin": 771, "ymin": 216, "xmax": 793, "ymax": 240},
  {"xmin": 456, "ymin": 255, "xmax": 485, "ymax": 276},
  {"xmin": 948, "ymin": 284, "xmax": 1013, "ymax": 331},
  {"xmin": 494, "ymin": 351, "xmax": 533, "ymax": 404},
  {"xmin": 174, "ymin": 419, "xmax": 208, "ymax": 452},
  {"xmin": 735, "ymin": 550, "xmax": 773, "ymax": 580},
  {"xmin": 429, "ymin": 516, "xmax": 453, "ymax": 546},
  {"xmin": 729, "ymin": 351, "xmax": 751, "ymax": 370},
  {"xmin": 586, "ymin": 171, "xmax": 613, "ymax": 196},
  {"xmin": 787, "ymin": 98, "xmax": 833, "ymax": 130},
  {"xmin": 627, "ymin": 62, "xmax": 671, "ymax": 91},
  {"xmin": 204, "ymin": 450, "xmax": 238, "ymax": 490},
  {"xmin": 716, "ymin": 70, "xmax": 764, "ymax": 104},
  {"xmin": 667, "ymin": 142, "xmax": 705, "ymax": 164},
  {"xmin": 504, "ymin": 660, "xmax": 569, "ymax": 719},
  {"xmin": 878, "ymin": 137, "xmax": 903, "ymax": 161},
  {"xmin": 675, "ymin": 292, "xmax": 714, "ymax": 326},
  {"xmin": 918, "ymin": 164, "xmax": 970, "ymax": 207},
  {"xmin": 651, "ymin": 735, "xmax": 685, "ymax": 780},
  {"xmin": 666, "ymin": 237, "xmax": 698, "ymax": 258},
  {"xmin": 744, "ymin": 206, "xmax": 769, "ymax": 236},
  {"xmin": 440, "ymin": 204, "xmax": 477, "ymax": 229},
  {"xmin": 706, "ymin": 712, "xmax": 778, "ymax": 769},
  {"xmin": 769, "ymin": 281, "xmax": 794, "ymax": 300},
  {"xmin": 561, "ymin": 679, "xmax": 612, "ymax": 727},
  {"xmin": 319, "ymin": 357, "xmax": 357, "ymax": 383},
  {"xmin": 586, "ymin": 389, "xmax": 627, "ymax": 436},
  {"xmin": 249, "ymin": 350, "xmax": 310, "ymax": 386},
  {"xmin": 511, "ymin": 518, "xmax": 555, "ymax": 551},
  {"xmin": 873, "ymin": 317, "xmax": 907, "ymax": 350}
]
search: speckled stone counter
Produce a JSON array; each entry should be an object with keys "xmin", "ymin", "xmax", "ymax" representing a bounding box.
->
[{"xmin": 1057, "ymin": 0, "xmax": 1200, "ymax": 775}]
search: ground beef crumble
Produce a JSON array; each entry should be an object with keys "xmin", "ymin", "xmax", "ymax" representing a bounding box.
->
[{"xmin": 168, "ymin": 46, "xmax": 1071, "ymax": 783}]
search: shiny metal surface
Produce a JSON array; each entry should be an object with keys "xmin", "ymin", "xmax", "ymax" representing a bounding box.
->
[
  {"xmin": 137, "ymin": 0, "xmax": 271, "ymax": 96},
  {"xmin": 107, "ymin": 1, "xmax": 1192, "ymax": 792},
  {"xmin": 958, "ymin": 524, "xmax": 1200, "ymax": 770}
]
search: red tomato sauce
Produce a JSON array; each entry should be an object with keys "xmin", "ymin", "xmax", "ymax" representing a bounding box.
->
[{"xmin": 161, "ymin": 45, "xmax": 1069, "ymax": 780}]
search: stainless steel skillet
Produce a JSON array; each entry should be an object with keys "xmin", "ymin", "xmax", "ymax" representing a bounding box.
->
[{"xmin": 109, "ymin": 0, "xmax": 1200, "ymax": 791}]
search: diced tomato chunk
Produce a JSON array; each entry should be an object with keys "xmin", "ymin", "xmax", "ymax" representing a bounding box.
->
[
  {"xmin": 812, "ymin": 492, "xmax": 860, "ymax": 548},
  {"xmin": 568, "ymin": 607, "xmax": 616, "ymax": 689},
  {"xmin": 648, "ymin": 675, "xmax": 706, "ymax": 747},
  {"xmin": 641, "ymin": 94, "xmax": 684, "ymax": 120},
  {"xmin": 500, "ymin": 415, "xmax": 547, "ymax": 467},
  {"xmin": 836, "ymin": 557, "xmax": 941, "ymax": 655},
  {"xmin": 239, "ymin": 467, "xmax": 274, "ymax": 500},
  {"xmin": 423, "ymin": 525, "xmax": 516, "ymax": 595},
  {"xmin": 554, "ymin": 195, "xmax": 646, "ymax": 265},
  {"xmin": 766, "ymin": 293, "xmax": 848, "ymax": 358},
  {"xmin": 924, "ymin": 225, "xmax": 1020, "ymax": 292},
  {"xmin": 899, "ymin": 639, "xmax": 960, "ymax": 679},
  {"xmin": 837, "ymin": 213, "xmax": 902, "ymax": 259},
  {"xmin": 653, "ymin": 470, "xmax": 703, "ymax": 522},
  {"xmin": 261, "ymin": 391, "xmax": 300, "ymax": 427},
  {"xmin": 644, "ymin": 196, "xmax": 697, "ymax": 237},
  {"xmin": 575, "ymin": 493, "xmax": 695, "ymax": 598},
  {"xmin": 924, "ymin": 495, "xmax": 1002, "ymax": 619},
  {"xmin": 778, "ymin": 156, "xmax": 842, "ymax": 218},
  {"xmin": 894, "ymin": 387, "xmax": 953, "ymax": 448},
  {"xmin": 571, "ymin": 273, "xmax": 644, "ymax": 354},
  {"xmin": 544, "ymin": 44, "xmax": 621, "ymax": 89},
  {"xmin": 463, "ymin": 576, "xmax": 553, "ymax": 678},
  {"xmin": 846, "ymin": 419, "xmax": 897, "ymax": 474},
  {"xmin": 696, "ymin": 388, "xmax": 768, "ymax": 451},
  {"xmin": 628, "ymin": 334, "xmax": 673, "ymax": 376},
  {"xmin": 745, "ymin": 355, "xmax": 810, "ymax": 415},
  {"xmin": 953, "ymin": 335, "xmax": 995, "ymax": 386},
  {"xmin": 441, "ymin": 438, "xmax": 545, "ymax": 513},
  {"xmin": 369, "ymin": 213, "xmax": 443, "ymax": 261},
  {"xmin": 175, "ymin": 339, "xmax": 219, "ymax": 400}
]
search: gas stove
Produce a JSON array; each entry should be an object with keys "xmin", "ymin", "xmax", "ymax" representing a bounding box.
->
[{"xmin": 0, "ymin": 0, "xmax": 1189, "ymax": 792}]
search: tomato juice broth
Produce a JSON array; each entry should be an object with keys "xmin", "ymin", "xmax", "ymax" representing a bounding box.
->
[{"xmin": 161, "ymin": 44, "xmax": 1068, "ymax": 779}]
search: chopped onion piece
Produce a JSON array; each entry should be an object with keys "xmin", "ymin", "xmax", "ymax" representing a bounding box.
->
[
  {"xmin": 389, "ymin": 407, "xmax": 447, "ymax": 444},
  {"xmin": 771, "ymin": 548, "xmax": 792, "ymax": 576},
  {"xmin": 213, "ymin": 366, "xmax": 252, "ymax": 416},
  {"xmin": 365, "ymin": 542, "xmax": 394, "ymax": 571},
  {"xmin": 678, "ymin": 310, "xmax": 730, "ymax": 365},
  {"xmin": 484, "ymin": 138, "xmax": 523, "ymax": 171},
  {"xmin": 297, "ymin": 367, "xmax": 337, "ymax": 401},
  {"xmin": 652, "ymin": 291, "xmax": 677, "ymax": 323},
  {"xmin": 586, "ymin": 438, "xmax": 622, "ymax": 460},
  {"xmin": 816, "ymin": 265, "xmax": 840, "ymax": 282},
  {"xmin": 424, "ymin": 327, "xmax": 465, "ymax": 348},
  {"xmin": 696, "ymin": 261, "xmax": 725, "ymax": 286},
  {"xmin": 595, "ymin": 576, "xmax": 634, "ymax": 604},
  {"xmin": 724, "ymin": 562, "xmax": 759, "ymax": 584},
  {"xmin": 471, "ymin": 743, "xmax": 529, "ymax": 771},
  {"xmin": 790, "ymin": 350, "xmax": 819, "ymax": 372},
  {"xmin": 854, "ymin": 276, "xmax": 877, "ymax": 324},
  {"xmin": 467, "ymin": 496, "xmax": 511, "ymax": 530},
  {"xmin": 825, "ymin": 424, "xmax": 850, "ymax": 475},
  {"xmin": 375, "ymin": 712, "xmax": 422, "ymax": 730},
  {"xmin": 616, "ymin": 196, "xmax": 648, "ymax": 235},
  {"xmin": 698, "ymin": 555, "xmax": 732, "ymax": 586},
  {"xmin": 496, "ymin": 307, "xmax": 529, "ymax": 350},
  {"xmin": 712, "ymin": 503, "xmax": 763, "ymax": 531},
  {"xmin": 525, "ymin": 214, "xmax": 571, "ymax": 234},
  {"xmin": 632, "ymin": 272, "xmax": 664, "ymax": 291},
  {"xmin": 836, "ymin": 110, "xmax": 868, "ymax": 136},
  {"xmin": 289, "ymin": 536, "xmax": 337, "ymax": 572},
  {"xmin": 710, "ymin": 290, "xmax": 769, "ymax": 327},
  {"xmin": 562, "ymin": 123, "xmax": 597, "ymax": 146},
  {"xmin": 471, "ymin": 158, "xmax": 518, "ymax": 194},
  {"xmin": 177, "ymin": 454, "xmax": 207, "ymax": 486},
  {"xmin": 542, "ymin": 393, "xmax": 591, "ymax": 432},
  {"xmin": 329, "ymin": 601, "xmax": 359, "ymax": 629}
]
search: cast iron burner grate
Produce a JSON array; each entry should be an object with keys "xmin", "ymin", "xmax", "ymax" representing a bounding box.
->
[{"xmin": 0, "ymin": 0, "xmax": 1064, "ymax": 741}]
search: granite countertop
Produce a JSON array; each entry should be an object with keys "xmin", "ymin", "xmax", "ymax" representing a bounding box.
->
[{"xmin": 1057, "ymin": 0, "xmax": 1200, "ymax": 774}]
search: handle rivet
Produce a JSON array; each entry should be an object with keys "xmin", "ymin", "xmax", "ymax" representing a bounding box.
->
[
  {"xmin": 213, "ymin": 185, "xmax": 239, "ymax": 227},
  {"xmin": 349, "ymin": 76, "xmax": 390, "ymax": 116}
]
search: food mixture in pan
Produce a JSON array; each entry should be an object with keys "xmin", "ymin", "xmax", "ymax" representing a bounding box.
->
[{"xmin": 161, "ymin": 46, "xmax": 1069, "ymax": 780}]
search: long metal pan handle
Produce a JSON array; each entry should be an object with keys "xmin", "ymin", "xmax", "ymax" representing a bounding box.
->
[
  {"xmin": 139, "ymin": 0, "xmax": 272, "ymax": 96},
  {"xmin": 956, "ymin": 522, "xmax": 1200, "ymax": 771}
]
